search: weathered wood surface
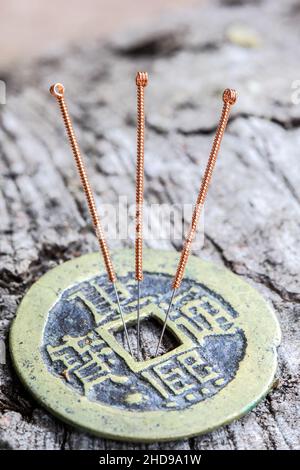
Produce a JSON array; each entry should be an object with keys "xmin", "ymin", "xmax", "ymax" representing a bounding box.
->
[{"xmin": 0, "ymin": 0, "xmax": 299, "ymax": 450}]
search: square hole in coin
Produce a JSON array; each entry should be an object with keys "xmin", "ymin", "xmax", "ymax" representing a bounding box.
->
[{"xmin": 114, "ymin": 317, "xmax": 181, "ymax": 360}]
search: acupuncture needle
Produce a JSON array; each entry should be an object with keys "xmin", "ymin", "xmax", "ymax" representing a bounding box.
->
[
  {"xmin": 155, "ymin": 89, "xmax": 237, "ymax": 356},
  {"xmin": 50, "ymin": 83, "xmax": 133, "ymax": 357},
  {"xmin": 135, "ymin": 72, "xmax": 148, "ymax": 360}
]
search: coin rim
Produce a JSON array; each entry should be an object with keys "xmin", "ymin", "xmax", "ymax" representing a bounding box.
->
[{"xmin": 9, "ymin": 249, "xmax": 281, "ymax": 442}]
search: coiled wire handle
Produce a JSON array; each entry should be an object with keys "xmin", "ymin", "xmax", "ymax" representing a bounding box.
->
[
  {"xmin": 135, "ymin": 72, "xmax": 148, "ymax": 282},
  {"xmin": 172, "ymin": 89, "xmax": 237, "ymax": 289},
  {"xmin": 49, "ymin": 83, "xmax": 116, "ymax": 283}
]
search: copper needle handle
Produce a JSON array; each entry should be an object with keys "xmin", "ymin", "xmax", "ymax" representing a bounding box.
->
[
  {"xmin": 50, "ymin": 83, "xmax": 133, "ymax": 357},
  {"xmin": 135, "ymin": 72, "xmax": 148, "ymax": 282},
  {"xmin": 135, "ymin": 72, "xmax": 148, "ymax": 360},
  {"xmin": 49, "ymin": 83, "xmax": 116, "ymax": 283},
  {"xmin": 172, "ymin": 89, "xmax": 237, "ymax": 290},
  {"xmin": 155, "ymin": 88, "xmax": 237, "ymax": 357}
]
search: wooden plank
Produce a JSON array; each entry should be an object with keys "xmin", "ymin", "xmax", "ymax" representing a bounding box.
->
[{"xmin": 0, "ymin": 0, "xmax": 299, "ymax": 450}]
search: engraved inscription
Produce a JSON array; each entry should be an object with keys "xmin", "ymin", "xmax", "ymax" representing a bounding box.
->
[{"xmin": 43, "ymin": 273, "xmax": 246, "ymax": 411}]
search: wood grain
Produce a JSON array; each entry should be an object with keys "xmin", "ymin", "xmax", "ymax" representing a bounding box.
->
[{"xmin": 0, "ymin": 0, "xmax": 299, "ymax": 450}]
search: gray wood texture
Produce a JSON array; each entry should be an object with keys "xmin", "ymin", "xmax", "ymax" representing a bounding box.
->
[{"xmin": 0, "ymin": 0, "xmax": 299, "ymax": 450}]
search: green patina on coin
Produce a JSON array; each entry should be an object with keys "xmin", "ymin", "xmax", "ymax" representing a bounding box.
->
[{"xmin": 10, "ymin": 249, "xmax": 281, "ymax": 442}]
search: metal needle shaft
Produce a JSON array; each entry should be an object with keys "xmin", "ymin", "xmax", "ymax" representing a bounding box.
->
[
  {"xmin": 137, "ymin": 280, "xmax": 141, "ymax": 359},
  {"xmin": 50, "ymin": 82, "xmax": 133, "ymax": 356},
  {"xmin": 155, "ymin": 288, "xmax": 176, "ymax": 357},
  {"xmin": 155, "ymin": 89, "xmax": 237, "ymax": 356},
  {"xmin": 113, "ymin": 283, "xmax": 133, "ymax": 356}
]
